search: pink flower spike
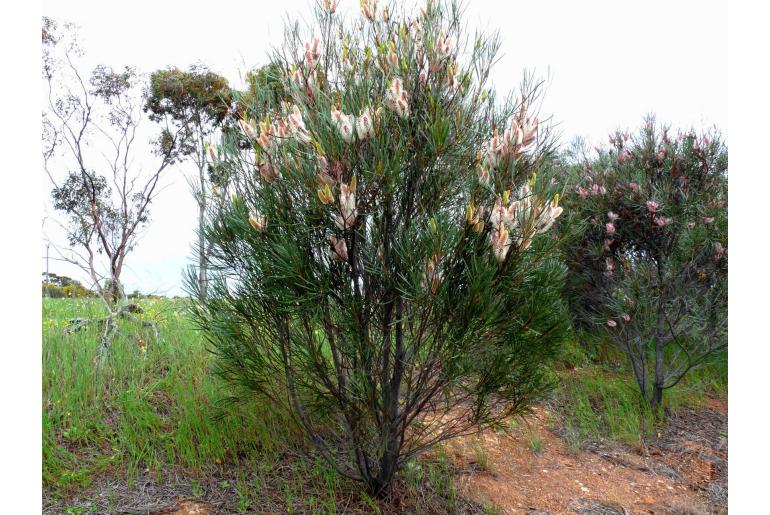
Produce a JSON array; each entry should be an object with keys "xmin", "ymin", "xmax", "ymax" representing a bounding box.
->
[
  {"xmin": 258, "ymin": 162, "xmax": 281, "ymax": 183},
  {"xmin": 605, "ymin": 223, "xmax": 615, "ymax": 236},
  {"xmin": 355, "ymin": 108, "xmax": 375, "ymax": 140},
  {"xmin": 323, "ymin": 0, "xmax": 338, "ymax": 14},
  {"xmin": 206, "ymin": 143, "xmax": 220, "ymax": 162},
  {"xmin": 385, "ymin": 77, "xmax": 410, "ymax": 119},
  {"xmin": 714, "ymin": 242, "xmax": 726, "ymax": 260},
  {"xmin": 249, "ymin": 212, "xmax": 267, "ymax": 231},
  {"xmin": 288, "ymin": 105, "xmax": 311, "ymax": 143},
  {"xmin": 304, "ymin": 37, "xmax": 321, "ymax": 69},
  {"xmin": 361, "ymin": 0, "xmax": 377, "ymax": 20},
  {"xmin": 489, "ymin": 222, "xmax": 511, "ymax": 263},
  {"xmin": 436, "ymin": 34, "xmax": 451, "ymax": 58},
  {"xmin": 646, "ymin": 200, "xmax": 659, "ymax": 213},
  {"xmin": 607, "ymin": 319, "xmax": 617, "ymax": 328},
  {"xmin": 607, "ymin": 211, "xmax": 619, "ymax": 222},
  {"xmin": 329, "ymin": 235, "xmax": 348, "ymax": 262}
]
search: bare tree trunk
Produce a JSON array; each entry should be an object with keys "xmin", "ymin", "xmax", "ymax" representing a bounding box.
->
[
  {"xmin": 198, "ymin": 165, "xmax": 208, "ymax": 301},
  {"xmin": 196, "ymin": 128, "xmax": 209, "ymax": 302},
  {"xmin": 45, "ymin": 244, "xmax": 50, "ymax": 298}
]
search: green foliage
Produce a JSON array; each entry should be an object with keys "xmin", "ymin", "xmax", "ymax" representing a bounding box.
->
[
  {"xmin": 191, "ymin": 0, "xmax": 569, "ymax": 496},
  {"xmin": 528, "ymin": 432, "xmax": 544, "ymax": 454},
  {"xmin": 244, "ymin": 62, "xmax": 290, "ymax": 108},
  {"xmin": 42, "ymin": 273, "xmax": 95, "ymax": 298},
  {"xmin": 145, "ymin": 65, "xmax": 232, "ymax": 133},
  {"xmin": 144, "ymin": 65, "xmax": 233, "ymax": 169},
  {"xmin": 558, "ymin": 117, "xmax": 727, "ymax": 409},
  {"xmin": 42, "ymin": 283, "xmax": 93, "ymax": 299},
  {"xmin": 90, "ymin": 64, "xmax": 136, "ymax": 99}
]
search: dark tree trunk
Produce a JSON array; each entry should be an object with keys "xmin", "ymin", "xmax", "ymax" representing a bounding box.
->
[
  {"xmin": 652, "ymin": 333, "xmax": 665, "ymax": 413},
  {"xmin": 366, "ymin": 297, "xmax": 404, "ymax": 499},
  {"xmin": 368, "ymin": 448, "xmax": 399, "ymax": 498},
  {"xmin": 651, "ymin": 384, "xmax": 664, "ymax": 412}
]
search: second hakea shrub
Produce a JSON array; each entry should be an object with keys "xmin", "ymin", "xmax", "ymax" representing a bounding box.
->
[
  {"xmin": 560, "ymin": 117, "xmax": 727, "ymax": 411},
  {"xmin": 190, "ymin": 0, "xmax": 568, "ymax": 496}
]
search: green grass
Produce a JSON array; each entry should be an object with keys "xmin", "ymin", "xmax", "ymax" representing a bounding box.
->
[
  {"xmin": 43, "ymin": 298, "xmax": 727, "ymax": 510},
  {"xmin": 552, "ymin": 338, "xmax": 727, "ymax": 451},
  {"xmin": 528, "ymin": 433, "xmax": 544, "ymax": 454},
  {"xmin": 555, "ymin": 368, "xmax": 653, "ymax": 448},
  {"xmin": 43, "ymin": 298, "xmax": 291, "ymax": 490},
  {"xmin": 42, "ymin": 298, "xmax": 472, "ymax": 512},
  {"xmin": 471, "ymin": 438, "xmax": 490, "ymax": 471}
]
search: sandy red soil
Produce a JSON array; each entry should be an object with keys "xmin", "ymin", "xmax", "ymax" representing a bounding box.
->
[{"xmin": 443, "ymin": 401, "xmax": 727, "ymax": 514}]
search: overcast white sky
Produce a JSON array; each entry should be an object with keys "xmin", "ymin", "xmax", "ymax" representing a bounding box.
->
[{"xmin": 40, "ymin": 0, "xmax": 727, "ymax": 296}]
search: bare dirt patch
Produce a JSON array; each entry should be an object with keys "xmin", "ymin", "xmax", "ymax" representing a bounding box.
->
[{"xmin": 443, "ymin": 400, "xmax": 727, "ymax": 514}]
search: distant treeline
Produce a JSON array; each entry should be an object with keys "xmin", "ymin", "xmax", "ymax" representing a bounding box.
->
[
  {"xmin": 42, "ymin": 273, "xmax": 95, "ymax": 298},
  {"xmin": 42, "ymin": 273, "xmax": 169, "ymax": 300}
]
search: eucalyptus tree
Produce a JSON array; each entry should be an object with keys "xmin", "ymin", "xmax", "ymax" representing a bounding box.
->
[
  {"xmin": 43, "ymin": 17, "xmax": 182, "ymax": 346},
  {"xmin": 144, "ymin": 65, "xmax": 232, "ymax": 300}
]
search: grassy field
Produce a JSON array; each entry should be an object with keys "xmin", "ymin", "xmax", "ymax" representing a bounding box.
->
[
  {"xmin": 551, "ymin": 332, "xmax": 727, "ymax": 451},
  {"xmin": 42, "ymin": 298, "xmax": 475, "ymax": 513},
  {"xmin": 42, "ymin": 298, "xmax": 726, "ymax": 513},
  {"xmin": 44, "ymin": 298, "xmax": 267, "ymax": 489}
]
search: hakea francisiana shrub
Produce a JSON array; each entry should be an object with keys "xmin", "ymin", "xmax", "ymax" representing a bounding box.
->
[
  {"xmin": 559, "ymin": 117, "xmax": 727, "ymax": 411},
  {"xmin": 188, "ymin": 0, "xmax": 569, "ymax": 496}
]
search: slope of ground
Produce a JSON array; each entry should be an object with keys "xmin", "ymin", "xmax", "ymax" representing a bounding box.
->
[
  {"xmin": 44, "ymin": 398, "xmax": 726, "ymax": 514},
  {"xmin": 42, "ymin": 300, "xmax": 727, "ymax": 514},
  {"xmin": 444, "ymin": 399, "xmax": 727, "ymax": 514}
]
